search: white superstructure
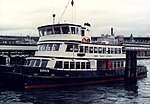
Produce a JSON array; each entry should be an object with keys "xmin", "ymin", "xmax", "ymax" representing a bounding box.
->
[{"xmin": 25, "ymin": 23, "xmax": 126, "ymax": 71}]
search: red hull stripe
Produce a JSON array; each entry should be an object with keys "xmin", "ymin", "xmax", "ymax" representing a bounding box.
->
[
  {"xmin": 137, "ymin": 74, "xmax": 147, "ymax": 78},
  {"xmin": 25, "ymin": 74, "xmax": 147, "ymax": 89}
]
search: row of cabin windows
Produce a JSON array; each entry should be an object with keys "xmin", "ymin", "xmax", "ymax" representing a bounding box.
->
[
  {"xmin": 39, "ymin": 26, "xmax": 85, "ymax": 36},
  {"xmin": 54, "ymin": 61, "xmax": 91, "ymax": 69},
  {"xmin": 112, "ymin": 61, "xmax": 124, "ymax": 68},
  {"xmin": 66, "ymin": 45, "xmax": 122, "ymax": 54},
  {"xmin": 38, "ymin": 43, "xmax": 60, "ymax": 51},
  {"xmin": 25, "ymin": 59, "xmax": 48, "ymax": 68}
]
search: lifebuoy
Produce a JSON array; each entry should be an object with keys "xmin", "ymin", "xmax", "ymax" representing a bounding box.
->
[
  {"xmin": 82, "ymin": 38, "xmax": 87, "ymax": 42},
  {"xmin": 82, "ymin": 38, "xmax": 90, "ymax": 43},
  {"xmin": 86, "ymin": 38, "xmax": 90, "ymax": 42}
]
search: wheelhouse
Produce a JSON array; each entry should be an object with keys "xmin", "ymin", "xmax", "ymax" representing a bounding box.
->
[{"xmin": 38, "ymin": 24, "xmax": 87, "ymax": 37}]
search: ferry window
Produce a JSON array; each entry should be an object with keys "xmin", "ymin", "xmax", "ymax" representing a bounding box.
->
[
  {"xmin": 76, "ymin": 28, "xmax": 79, "ymax": 34},
  {"xmin": 74, "ymin": 45, "xmax": 78, "ymax": 52},
  {"xmin": 98, "ymin": 47, "xmax": 102, "ymax": 54},
  {"xmin": 94, "ymin": 47, "xmax": 98, "ymax": 53},
  {"xmin": 122, "ymin": 47, "xmax": 125, "ymax": 54},
  {"xmin": 111, "ymin": 48, "xmax": 114, "ymax": 54},
  {"xmin": 86, "ymin": 62, "xmax": 90, "ymax": 69},
  {"xmin": 81, "ymin": 30, "xmax": 85, "ymax": 36},
  {"xmin": 54, "ymin": 27, "xmax": 61, "ymax": 34},
  {"xmin": 117, "ymin": 61, "xmax": 120, "ymax": 67},
  {"xmin": 47, "ymin": 28, "xmax": 53, "ymax": 35},
  {"xmin": 38, "ymin": 45, "xmax": 42, "ymax": 51},
  {"xmin": 47, "ymin": 43, "xmax": 53, "ymax": 51},
  {"xmin": 114, "ymin": 62, "xmax": 117, "ymax": 68},
  {"xmin": 71, "ymin": 27, "xmax": 75, "ymax": 34},
  {"xmin": 52, "ymin": 43, "xmax": 60, "ymax": 51},
  {"xmin": 89, "ymin": 47, "xmax": 93, "ymax": 53},
  {"xmin": 81, "ymin": 62, "xmax": 85, "ymax": 69},
  {"xmin": 79, "ymin": 46, "xmax": 84, "ymax": 52},
  {"xmin": 107, "ymin": 48, "xmax": 110, "ymax": 54},
  {"xmin": 25, "ymin": 60, "xmax": 30, "ymax": 65},
  {"xmin": 62, "ymin": 27, "xmax": 69, "ymax": 34},
  {"xmin": 30, "ymin": 60, "xmax": 35, "ymax": 66},
  {"xmin": 119, "ymin": 48, "xmax": 121, "ymax": 54},
  {"xmin": 64, "ymin": 62, "xmax": 69, "ymax": 69},
  {"xmin": 43, "ymin": 44, "xmax": 47, "ymax": 51},
  {"xmin": 76, "ymin": 62, "xmax": 80, "ymax": 69},
  {"xmin": 102, "ymin": 48, "xmax": 106, "ymax": 54},
  {"xmin": 115, "ymin": 48, "xmax": 117, "ymax": 54},
  {"xmin": 85, "ymin": 46, "xmax": 88, "ymax": 53},
  {"xmin": 41, "ymin": 60, "xmax": 48, "ymax": 68},
  {"xmin": 55, "ymin": 61, "xmax": 62, "ymax": 68},
  {"xmin": 70, "ymin": 62, "xmax": 75, "ymax": 69},
  {"xmin": 41, "ymin": 30, "xmax": 46, "ymax": 36},
  {"xmin": 121, "ymin": 61, "xmax": 124, "ymax": 67},
  {"xmin": 66, "ymin": 44, "xmax": 73, "ymax": 52},
  {"xmin": 40, "ymin": 45, "xmax": 44, "ymax": 51},
  {"xmin": 35, "ymin": 60, "xmax": 40, "ymax": 67},
  {"xmin": 44, "ymin": 31, "xmax": 47, "ymax": 36}
]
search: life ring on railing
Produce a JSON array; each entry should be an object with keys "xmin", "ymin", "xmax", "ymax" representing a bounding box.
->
[
  {"xmin": 82, "ymin": 38, "xmax": 90, "ymax": 43},
  {"xmin": 86, "ymin": 38, "xmax": 90, "ymax": 42},
  {"xmin": 82, "ymin": 38, "xmax": 86, "ymax": 42}
]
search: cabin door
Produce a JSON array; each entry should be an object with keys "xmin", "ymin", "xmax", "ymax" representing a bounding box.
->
[{"xmin": 97, "ymin": 60, "xmax": 106, "ymax": 70}]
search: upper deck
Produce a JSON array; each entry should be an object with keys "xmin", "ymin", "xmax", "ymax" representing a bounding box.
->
[{"xmin": 37, "ymin": 23, "xmax": 90, "ymax": 42}]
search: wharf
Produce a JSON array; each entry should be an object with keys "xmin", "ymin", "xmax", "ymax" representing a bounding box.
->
[{"xmin": 0, "ymin": 35, "xmax": 38, "ymax": 65}]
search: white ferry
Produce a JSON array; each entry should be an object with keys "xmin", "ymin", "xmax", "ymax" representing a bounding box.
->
[{"xmin": 0, "ymin": 23, "xmax": 147, "ymax": 89}]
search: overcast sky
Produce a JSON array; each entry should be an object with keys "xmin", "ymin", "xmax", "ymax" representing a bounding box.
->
[{"xmin": 0, "ymin": 0, "xmax": 150, "ymax": 37}]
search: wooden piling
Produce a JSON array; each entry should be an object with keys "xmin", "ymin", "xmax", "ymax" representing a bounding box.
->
[{"xmin": 124, "ymin": 50, "xmax": 138, "ymax": 92}]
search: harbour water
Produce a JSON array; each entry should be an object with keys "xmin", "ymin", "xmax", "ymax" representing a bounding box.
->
[{"xmin": 0, "ymin": 60, "xmax": 150, "ymax": 104}]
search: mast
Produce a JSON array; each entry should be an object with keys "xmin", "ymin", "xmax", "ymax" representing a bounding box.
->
[
  {"xmin": 58, "ymin": 0, "xmax": 75, "ymax": 23},
  {"xmin": 71, "ymin": 0, "xmax": 74, "ymax": 23},
  {"xmin": 58, "ymin": 0, "xmax": 70, "ymax": 23}
]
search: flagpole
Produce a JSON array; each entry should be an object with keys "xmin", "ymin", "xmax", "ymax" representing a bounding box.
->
[
  {"xmin": 71, "ymin": 0, "xmax": 74, "ymax": 23},
  {"xmin": 72, "ymin": 4, "xmax": 73, "ymax": 23}
]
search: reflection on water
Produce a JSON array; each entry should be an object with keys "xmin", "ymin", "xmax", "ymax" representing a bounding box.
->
[{"xmin": 0, "ymin": 60, "xmax": 150, "ymax": 104}]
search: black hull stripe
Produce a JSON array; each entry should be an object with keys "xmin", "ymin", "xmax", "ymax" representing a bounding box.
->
[{"xmin": 24, "ymin": 74, "xmax": 147, "ymax": 89}]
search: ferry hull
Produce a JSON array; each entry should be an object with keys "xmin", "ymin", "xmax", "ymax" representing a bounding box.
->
[
  {"xmin": 0, "ymin": 65, "xmax": 147, "ymax": 89},
  {"xmin": 24, "ymin": 73, "xmax": 147, "ymax": 89}
]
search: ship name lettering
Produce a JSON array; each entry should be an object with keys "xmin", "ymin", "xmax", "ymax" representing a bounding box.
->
[
  {"xmin": 40, "ymin": 69, "xmax": 49, "ymax": 72},
  {"xmin": 99, "ymin": 55, "xmax": 104, "ymax": 57},
  {"xmin": 106, "ymin": 55, "xmax": 112, "ymax": 57}
]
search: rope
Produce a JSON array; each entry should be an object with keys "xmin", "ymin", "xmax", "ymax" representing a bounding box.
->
[{"xmin": 58, "ymin": 0, "xmax": 71, "ymax": 23}]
